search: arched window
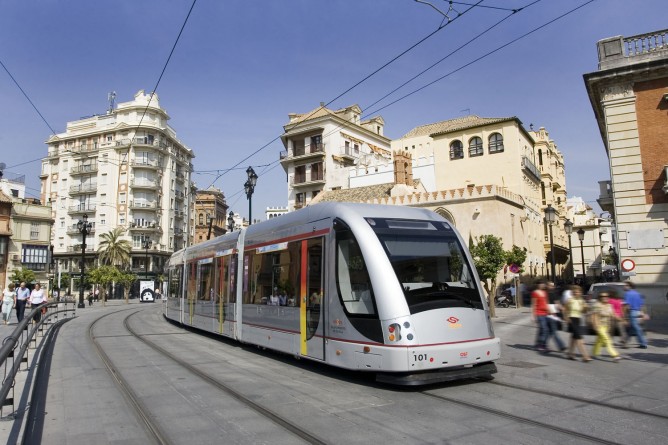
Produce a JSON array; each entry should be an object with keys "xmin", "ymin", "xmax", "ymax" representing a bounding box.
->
[
  {"xmin": 489, "ymin": 133, "xmax": 504, "ymax": 153},
  {"xmin": 449, "ymin": 140, "xmax": 464, "ymax": 160},
  {"xmin": 198, "ymin": 213, "xmax": 204, "ymax": 225},
  {"xmin": 468, "ymin": 137, "xmax": 483, "ymax": 157},
  {"xmin": 435, "ymin": 207, "xmax": 456, "ymax": 227}
]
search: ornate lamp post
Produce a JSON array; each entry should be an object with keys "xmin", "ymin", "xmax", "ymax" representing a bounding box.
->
[
  {"xmin": 564, "ymin": 219, "xmax": 574, "ymax": 282},
  {"xmin": 244, "ymin": 166, "xmax": 258, "ymax": 225},
  {"xmin": 76, "ymin": 213, "xmax": 92, "ymax": 309},
  {"xmin": 143, "ymin": 238, "xmax": 152, "ymax": 280},
  {"xmin": 227, "ymin": 211, "xmax": 235, "ymax": 232},
  {"xmin": 577, "ymin": 228, "xmax": 586, "ymax": 287},
  {"xmin": 544, "ymin": 204, "xmax": 557, "ymax": 282}
]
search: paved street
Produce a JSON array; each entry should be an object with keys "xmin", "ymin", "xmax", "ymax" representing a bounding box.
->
[{"xmin": 1, "ymin": 302, "xmax": 666, "ymax": 444}]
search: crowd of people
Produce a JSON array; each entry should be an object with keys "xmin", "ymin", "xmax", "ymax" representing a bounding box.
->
[
  {"xmin": 531, "ymin": 280, "xmax": 649, "ymax": 362},
  {"xmin": 2, "ymin": 282, "xmax": 49, "ymax": 325}
]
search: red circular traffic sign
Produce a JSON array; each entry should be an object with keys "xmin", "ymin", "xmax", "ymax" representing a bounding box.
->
[{"xmin": 621, "ymin": 259, "xmax": 635, "ymax": 271}]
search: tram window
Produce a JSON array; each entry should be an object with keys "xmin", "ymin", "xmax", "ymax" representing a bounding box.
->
[
  {"xmin": 168, "ymin": 267, "xmax": 182, "ymax": 298},
  {"xmin": 199, "ymin": 261, "xmax": 214, "ymax": 301},
  {"xmin": 336, "ymin": 233, "xmax": 376, "ymax": 315},
  {"xmin": 244, "ymin": 242, "xmax": 301, "ymax": 306},
  {"xmin": 187, "ymin": 262, "xmax": 197, "ymax": 301}
]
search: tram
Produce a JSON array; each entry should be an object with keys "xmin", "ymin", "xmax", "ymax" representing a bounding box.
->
[{"xmin": 164, "ymin": 203, "xmax": 500, "ymax": 385}]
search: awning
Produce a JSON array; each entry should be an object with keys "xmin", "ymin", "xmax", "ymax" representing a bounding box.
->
[{"xmin": 546, "ymin": 245, "xmax": 570, "ymax": 264}]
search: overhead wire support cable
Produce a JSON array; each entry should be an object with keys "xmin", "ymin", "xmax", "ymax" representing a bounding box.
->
[
  {"xmin": 206, "ymin": 0, "xmax": 483, "ymax": 189},
  {"xmin": 0, "ymin": 59, "xmax": 58, "ymax": 136},
  {"xmin": 365, "ymin": 0, "xmax": 596, "ymax": 117}
]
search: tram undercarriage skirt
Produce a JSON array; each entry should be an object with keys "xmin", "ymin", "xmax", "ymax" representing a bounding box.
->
[{"xmin": 376, "ymin": 362, "xmax": 497, "ymax": 386}]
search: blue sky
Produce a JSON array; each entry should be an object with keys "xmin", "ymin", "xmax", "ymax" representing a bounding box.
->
[{"xmin": 2, "ymin": 0, "xmax": 667, "ymax": 219}]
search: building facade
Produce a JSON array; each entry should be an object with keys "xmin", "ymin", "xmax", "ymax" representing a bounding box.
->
[
  {"xmin": 193, "ymin": 187, "xmax": 228, "ymax": 244},
  {"xmin": 584, "ymin": 29, "xmax": 668, "ymax": 313},
  {"xmin": 0, "ymin": 191, "xmax": 11, "ymax": 289},
  {"xmin": 40, "ymin": 90, "xmax": 195, "ymax": 289},
  {"xmin": 280, "ymin": 104, "xmax": 391, "ymax": 211}
]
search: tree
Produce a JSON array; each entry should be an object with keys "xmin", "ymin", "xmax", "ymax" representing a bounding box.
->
[
  {"xmin": 98, "ymin": 227, "xmax": 132, "ymax": 269},
  {"xmin": 9, "ymin": 267, "xmax": 36, "ymax": 286},
  {"xmin": 470, "ymin": 235, "xmax": 506, "ymax": 318},
  {"xmin": 506, "ymin": 245, "xmax": 528, "ymax": 273},
  {"xmin": 88, "ymin": 265, "xmax": 122, "ymax": 306},
  {"xmin": 117, "ymin": 271, "xmax": 138, "ymax": 304}
]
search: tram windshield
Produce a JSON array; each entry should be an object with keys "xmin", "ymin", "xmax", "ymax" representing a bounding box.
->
[{"xmin": 369, "ymin": 218, "xmax": 484, "ymax": 314}]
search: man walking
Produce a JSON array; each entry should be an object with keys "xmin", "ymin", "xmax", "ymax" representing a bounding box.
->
[
  {"xmin": 624, "ymin": 281, "xmax": 648, "ymax": 349},
  {"xmin": 15, "ymin": 282, "xmax": 30, "ymax": 323}
]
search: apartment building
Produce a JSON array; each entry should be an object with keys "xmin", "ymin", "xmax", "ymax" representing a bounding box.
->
[
  {"xmin": 40, "ymin": 90, "xmax": 195, "ymax": 287},
  {"xmin": 584, "ymin": 29, "xmax": 668, "ymax": 312},
  {"xmin": 280, "ymin": 104, "xmax": 391, "ymax": 211}
]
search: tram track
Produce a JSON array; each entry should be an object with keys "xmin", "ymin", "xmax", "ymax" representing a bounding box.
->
[
  {"xmin": 89, "ymin": 311, "xmax": 328, "ymax": 445},
  {"xmin": 89, "ymin": 309, "xmax": 171, "ymax": 445}
]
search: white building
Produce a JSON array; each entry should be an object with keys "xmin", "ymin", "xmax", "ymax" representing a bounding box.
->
[
  {"xmin": 40, "ymin": 90, "xmax": 195, "ymax": 286},
  {"xmin": 280, "ymin": 104, "xmax": 391, "ymax": 211}
]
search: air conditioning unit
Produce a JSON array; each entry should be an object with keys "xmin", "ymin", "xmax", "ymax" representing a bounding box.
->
[{"xmin": 11, "ymin": 254, "xmax": 20, "ymax": 261}]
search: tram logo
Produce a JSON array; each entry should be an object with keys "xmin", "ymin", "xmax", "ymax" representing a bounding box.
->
[{"xmin": 447, "ymin": 316, "xmax": 462, "ymax": 328}]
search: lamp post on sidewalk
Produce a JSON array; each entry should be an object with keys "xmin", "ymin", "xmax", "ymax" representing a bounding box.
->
[
  {"xmin": 577, "ymin": 228, "xmax": 586, "ymax": 288},
  {"xmin": 244, "ymin": 166, "xmax": 257, "ymax": 225},
  {"xmin": 564, "ymin": 219, "xmax": 574, "ymax": 282},
  {"xmin": 76, "ymin": 213, "xmax": 92, "ymax": 309},
  {"xmin": 544, "ymin": 204, "xmax": 557, "ymax": 282}
]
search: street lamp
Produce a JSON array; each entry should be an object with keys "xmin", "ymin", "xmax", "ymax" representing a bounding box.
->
[
  {"xmin": 244, "ymin": 166, "xmax": 258, "ymax": 225},
  {"xmin": 227, "ymin": 211, "xmax": 235, "ymax": 232},
  {"xmin": 76, "ymin": 213, "xmax": 92, "ymax": 309},
  {"xmin": 577, "ymin": 228, "xmax": 586, "ymax": 287},
  {"xmin": 544, "ymin": 204, "xmax": 557, "ymax": 282},
  {"xmin": 564, "ymin": 219, "xmax": 574, "ymax": 282},
  {"xmin": 143, "ymin": 238, "xmax": 152, "ymax": 280}
]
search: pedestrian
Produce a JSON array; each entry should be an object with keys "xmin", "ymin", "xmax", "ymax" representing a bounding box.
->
[
  {"xmin": 2, "ymin": 283, "xmax": 16, "ymax": 325},
  {"xmin": 545, "ymin": 281, "xmax": 566, "ymax": 353},
  {"xmin": 15, "ymin": 282, "xmax": 30, "ymax": 323},
  {"xmin": 591, "ymin": 292, "xmax": 622, "ymax": 362},
  {"xmin": 564, "ymin": 285, "xmax": 592, "ymax": 362},
  {"xmin": 623, "ymin": 281, "xmax": 648, "ymax": 349},
  {"xmin": 531, "ymin": 280, "xmax": 550, "ymax": 352},
  {"xmin": 155, "ymin": 288, "xmax": 163, "ymax": 301},
  {"xmin": 28, "ymin": 283, "xmax": 47, "ymax": 323},
  {"xmin": 608, "ymin": 290, "xmax": 628, "ymax": 348},
  {"xmin": 94, "ymin": 288, "xmax": 99, "ymax": 302},
  {"xmin": 87, "ymin": 292, "xmax": 93, "ymax": 306}
]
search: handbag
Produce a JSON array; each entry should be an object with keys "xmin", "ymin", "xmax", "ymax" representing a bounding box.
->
[{"xmin": 41, "ymin": 306, "xmax": 47, "ymax": 315}]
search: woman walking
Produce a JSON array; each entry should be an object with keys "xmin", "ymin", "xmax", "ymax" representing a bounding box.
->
[
  {"xmin": 28, "ymin": 283, "xmax": 47, "ymax": 323},
  {"xmin": 2, "ymin": 283, "xmax": 16, "ymax": 324},
  {"xmin": 591, "ymin": 292, "xmax": 622, "ymax": 362},
  {"xmin": 564, "ymin": 285, "xmax": 591, "ymax": 362}
]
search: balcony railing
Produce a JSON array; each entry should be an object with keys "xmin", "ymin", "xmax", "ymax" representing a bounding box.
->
[
  {"xmin": 129, "ymin": 201, "xmax": 159, "ymax": 210},
  {"xmin": 291, "ymin": 172, "xmax": 325, "ymax": 186},
  {"xmin": 281, "ymin": 143, "xmax": 326, "ymax": 161},
  {"xmin": 68, "ymin": 204, "xmax": 97, "ymax": 214},
  {"xmin": 70, "ymin": 164, "xmax": 98, "ymax": 175},
  {"xmin": 131, "ymin": 159, "xmax": 161, "ymax": 169},
  {"xmin": 130, "ymin": 179, "xmax": 160, "ymax": 189},
  {"xmin": 66, "ymin": 224, "xmax": 96, "ymax": 235},
  {"xmin": 67, "ymin": 244, "xmax": 96, "ymax": 252},
  {"xmin": 521, "ymin": 156, "xmax": 541, "ymax": 183},
  {"xmin": 69, "ymin": 184, "xmax": 97, "ymax": 194}
]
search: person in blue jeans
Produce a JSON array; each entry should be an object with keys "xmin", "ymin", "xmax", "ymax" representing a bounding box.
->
[{"xmin": 623, "ymin": 281, "xmax": 648, "ymax": 349}]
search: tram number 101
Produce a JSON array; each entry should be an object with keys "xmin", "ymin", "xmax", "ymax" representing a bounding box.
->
[{"xmin": 413, "ymin": 353, "xmax": 430, "ymax": 362}]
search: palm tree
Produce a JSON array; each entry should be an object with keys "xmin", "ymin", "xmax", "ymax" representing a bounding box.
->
[{"xmin": 98, "ymin": 227, "xmax": 132, "ymax": 268}]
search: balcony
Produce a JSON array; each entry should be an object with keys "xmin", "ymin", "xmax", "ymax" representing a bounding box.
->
[
  {"xmin": 130, "ymin": 178, "xmax": 160, "ymax": 190},
  {"xmin": 129, "ymin": 201, "xmax": 159, "ymax": 210},
  {"xmin": 69, "ymin": 184, "xmax": 97, "ymax": 195},
  {"xmin": 131, "ymin": 159, "xmax": 161, "ymax": 170},
  {"xmin": 70, "ymin": 164, "xmax": 98, "ymax": 175},
  {"xmin": 291, "ymin": 171, "xmax": 325, "ymax": 188},
  {"xmin": 175, "ymin": 171, "xmax": 186, "ymax": 182},
  {"xmin": 129, "ymin": 221, "xmax": 162, "ymax": 233},
  {"xmin": 66, "ymin": 224, "xmax": 96, "ymax": 235},
  {"xmin": 597, "ymin": 180, "xmax": 614, "ymax": 214},
  {"xmin": 70, "ymin": 143, "xmax": 99, "ymax": 155},
  {"xmin": 67, "ymin": 244, "xmax": 96, "ymax": 252},
  {"xmin": 174, "ymin": 209, "xmax": 185, "ymax": 219},
  {"xmin": 279, "ymin": 143, "xmax": 326, "ymax": 164},
  {"xmin": 174, "ymin": 190, "xmax": 185, "ymax": 200},
  {"xmin": 521, "ymin": 156, "xmax": 541, "ymax": 183},
  {"xmin": 68, "ymin": 204, "xmax": 97, "ymax": 215}
]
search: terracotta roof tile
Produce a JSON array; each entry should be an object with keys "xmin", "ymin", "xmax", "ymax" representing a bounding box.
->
[{"xmin": 401, "ymin": 115, "xmax": 517, "ymax": 138}]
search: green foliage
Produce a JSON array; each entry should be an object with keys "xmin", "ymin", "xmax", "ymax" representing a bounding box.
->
[
  {"xmin": 506, "ymin": 245, "xmax": 528, "ymax": 273},
  {"xmin": 117, "ymin": 271, "xmax": 137, "ymax": 303},
  {"xmin": 98, "ymin": 227, "xmax": 132, "ymax": 268},
  {"xmin": 10, "ymin": 267, "xmax": 37, "ymax": 285},
  {"xmin": 470, "ymin": 235, "xmax": 506, "ymax": 317}
]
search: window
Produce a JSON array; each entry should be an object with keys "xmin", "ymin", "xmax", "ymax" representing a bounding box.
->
[
  {"xmin": 449, "ymin": 140, "xmax": 464, "ymax": 160},
  {"xmin": 22, "ymin": 245, "xmax": 48, "ymax": 271},
  {"xmin": 119, "ymin": 193, "xmax": 126, "ymax": 204},
  {"xmin": 30, "ymin": 222, "xmax": 40, "ymax": 240},
  {"xmin": 468, "ymin": 137, "xmax": 483, "ymax": 157},
  {"xmin": 199, "ymin": 213, "xmax": 204, "ymax": 225},
  {"xmin": 489, "ymin": 133, "xmax": 504, "ymax": 153},
  {"xmin": 335, "ymin": 224, "xmax": 376, "ymax": 316}
]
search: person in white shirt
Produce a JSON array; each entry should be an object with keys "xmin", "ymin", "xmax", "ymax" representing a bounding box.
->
[{"xmin": 28, "ymin": 283, "xmax": 47, "ymax": 323}]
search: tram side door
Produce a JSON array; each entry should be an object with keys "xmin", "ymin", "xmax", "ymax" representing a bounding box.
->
[{"xmin": 302, "ymin": 238, "xmax": 324, "ymax": 360}]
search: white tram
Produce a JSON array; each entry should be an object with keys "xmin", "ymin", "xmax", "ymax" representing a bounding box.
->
[{"xmin": 164, "ymin": 203, "xmax": 500, "ymax": 385}]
